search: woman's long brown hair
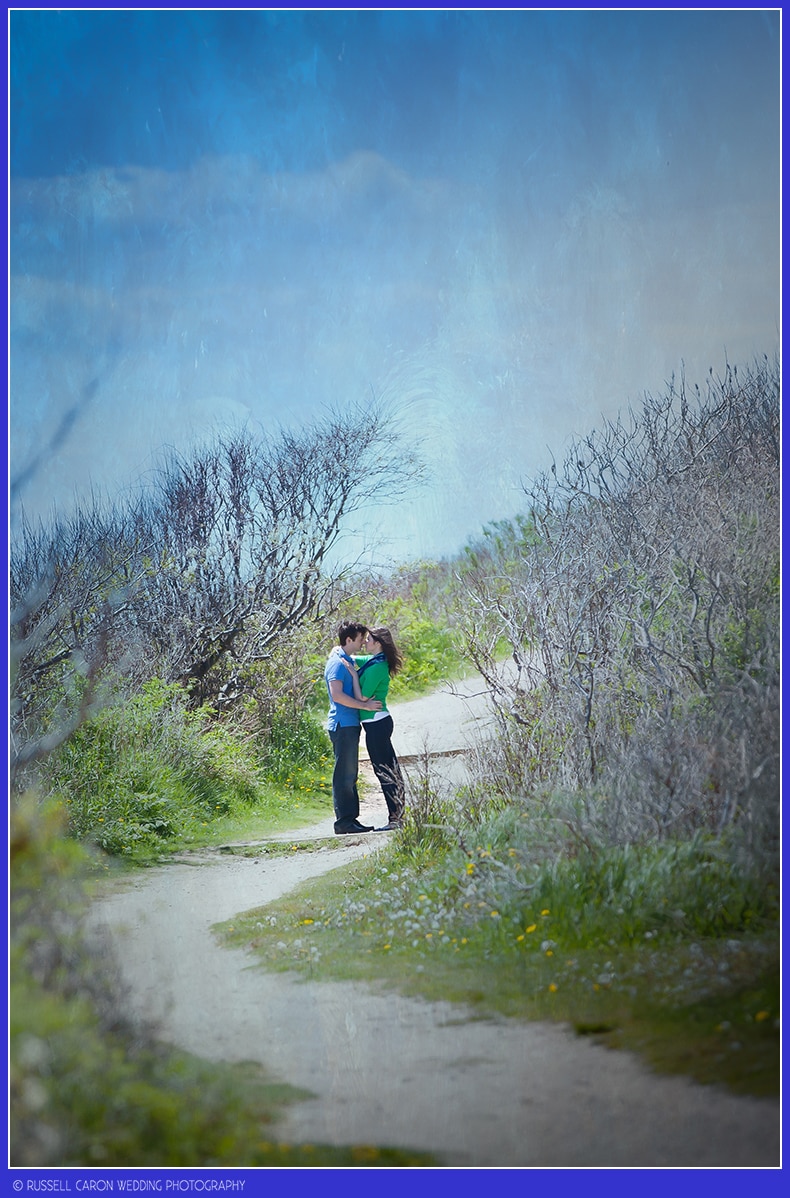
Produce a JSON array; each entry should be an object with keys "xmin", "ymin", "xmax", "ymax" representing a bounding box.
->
[{"xmin": 368, "ymin": 627, "xmax": 403, "ymax": 676}]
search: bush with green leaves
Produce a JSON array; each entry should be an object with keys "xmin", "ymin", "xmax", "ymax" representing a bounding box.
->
[{"xmin": 39, "ymin": 678, "xmax": 264, "ymax": 858}]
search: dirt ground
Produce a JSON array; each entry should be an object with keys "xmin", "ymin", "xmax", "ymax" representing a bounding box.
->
[{"xmin": 88, "ymin": 679, "xmax": 781, "ymax": 1168}]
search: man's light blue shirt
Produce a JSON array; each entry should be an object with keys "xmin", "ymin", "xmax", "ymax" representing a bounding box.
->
[{"xmin": 324, "ymin": 651, "xmax": 360, "ymax": 730}]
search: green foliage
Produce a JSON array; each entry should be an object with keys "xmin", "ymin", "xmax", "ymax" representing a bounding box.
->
[
  {"xmin": 259, "ymin": 708, "xmax": 328, "ymax": 781},
  {"xmin": 719, "ymin": 570, "xmax": 779, "ymax": 685},
  {"xmin": 515, "ymin": 837, "xmax": 779, "ymax": 948},
  {"xmin": 40, "ymin": 679, "xmax": 266, "ymax": 860},
  {"xmin": 33, "ymin": 669, "xmax": 345, "ymax": 860},
  {"xmin": 459, "ymin": 514, "xmax": 540, "ymax": 574},
  {"xmin": 385, "ymin": 605, "xmax": 463, "ymax": 697}
]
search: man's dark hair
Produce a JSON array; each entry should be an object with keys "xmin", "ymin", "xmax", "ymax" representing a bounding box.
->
[{"xmin": 337, "ymin": 621, "xmax": 368, "ymax": 647}]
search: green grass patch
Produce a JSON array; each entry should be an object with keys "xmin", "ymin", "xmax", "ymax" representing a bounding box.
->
[
  {"xmin": 39, "ymin": 680, "xmax": 341, "ymax": 864},
  {"xmin": 216, "ymin": 846, "xmax": 780, "ymax": 1099},
  {"xmin": 160, "ymin": 774, "xmax": 335, "ymax": 853},
  {"xmin": 591, "ymin": 962, "xmax": 781, "ymax": 1097}
]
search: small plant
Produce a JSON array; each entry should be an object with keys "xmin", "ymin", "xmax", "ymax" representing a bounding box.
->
[
  {"xmin": 397, "ymin": 747, "xmax": 459, "ymax": 860},
  {"xmin": 260, "ymin": 708, "xmax": 328, "ymax": 782}
]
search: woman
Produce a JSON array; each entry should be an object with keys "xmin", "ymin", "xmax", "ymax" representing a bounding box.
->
[{"xmin": 342, "ymin": 626, "xmax": 406, "ymax": 831}]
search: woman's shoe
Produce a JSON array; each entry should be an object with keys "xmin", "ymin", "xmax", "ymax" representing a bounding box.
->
[{"xmin": 379, "ymin": 819, "xmax": 404, "ymax": 831}]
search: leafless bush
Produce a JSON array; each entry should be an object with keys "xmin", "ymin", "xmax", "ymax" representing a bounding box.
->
[
  {"xmin": 10, "ymin": 401, "xmax": 422, "ymax": 773},
  {"xmin": 127, "ymin": 403, "xmax": 421, "ymax": 700},
  {"xmin": 455, "ymin": 356, "xmax": 780, "ymax": 869},
  {"xmin": 9, "ymin": 494, "xmax": 154, "ymax": 788}
]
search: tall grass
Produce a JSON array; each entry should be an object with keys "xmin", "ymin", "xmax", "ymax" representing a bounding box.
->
[
  {"xmin": 387, "ymin": 792, "xmax": 779, "ymax": 952},
  {"xmin": 36, "ymin": 678, "xmax": 329, "ymax": 860}
]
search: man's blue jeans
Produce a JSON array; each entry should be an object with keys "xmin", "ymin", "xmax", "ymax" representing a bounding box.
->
[{"xmin": 329, "ymin": 725, "xmax": 361, "ymax": 829}]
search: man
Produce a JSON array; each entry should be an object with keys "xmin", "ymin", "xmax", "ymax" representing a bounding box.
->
[{"xmin": 324, "ymin": 621, "xmax": 382, "ymax": 834}]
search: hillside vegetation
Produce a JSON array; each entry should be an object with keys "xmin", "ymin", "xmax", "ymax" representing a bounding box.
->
[{"xmin": 10, "ymin": 357, "xmax": 780, "ymax": 1163}]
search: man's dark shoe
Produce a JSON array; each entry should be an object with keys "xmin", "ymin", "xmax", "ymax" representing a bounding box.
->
[{"xmin": 334, "ymin": 820, "xmax": 374, "ymax": 835}]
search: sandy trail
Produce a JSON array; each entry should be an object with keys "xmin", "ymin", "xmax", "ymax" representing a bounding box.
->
[{"xmin": 89, "ymin": 679, "xmax": 780, "ymax": 1167}]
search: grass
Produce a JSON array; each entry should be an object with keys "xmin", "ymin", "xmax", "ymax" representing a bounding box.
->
[
  {"xmin": 595, "ymin": 964, "xmax": 781, "ymax": 1096},
  {"xmin": 68, "ymin": 779, "xmax": 338, "ymax": 877},
  {"xmin": 164, "ymin": 776, "xmax": 335, "ymax": 851},
  {"xmin": 216, "ymin": 847, "xmax": 781, "ymax": 1100},
  {"xmin": 40, "ymin": 680, "xmax": 340, "ymax": 866}
]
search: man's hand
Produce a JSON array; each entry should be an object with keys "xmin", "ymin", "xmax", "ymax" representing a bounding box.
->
[{"xmin": 329, "ymin": 678, "xmax": 382, "ymax": 711}]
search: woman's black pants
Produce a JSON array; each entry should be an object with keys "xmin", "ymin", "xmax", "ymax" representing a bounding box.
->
[{"xmin": 363, "ymin": 715, "xmax": 405, "ymax": 820}]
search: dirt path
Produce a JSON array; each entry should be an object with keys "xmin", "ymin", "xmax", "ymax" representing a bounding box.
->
[{"xmin": 89, "ymin": 680, "xmax": 780, "ymax": 1167}]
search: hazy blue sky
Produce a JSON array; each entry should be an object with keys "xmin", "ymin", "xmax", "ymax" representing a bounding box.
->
[{"xmin": 9, "ymin": 8, "xmax": 780, "ymax": 565}]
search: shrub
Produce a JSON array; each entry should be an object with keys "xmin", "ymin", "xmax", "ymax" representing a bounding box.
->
[
  {"xmin": 452, "ymin": 358, "xmax": 779, "ymax": 872},
  {"xmin": 38, "ymin": 679, "xmax": 264, "ymax": 858}
]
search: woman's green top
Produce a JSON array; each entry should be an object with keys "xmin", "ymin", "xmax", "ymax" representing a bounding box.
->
[{"xmin": 353, "ymin": 653, "xmax": 390, "ymax": 722}]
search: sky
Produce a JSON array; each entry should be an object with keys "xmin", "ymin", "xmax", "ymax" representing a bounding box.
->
[{"xmin": 8, "ymin": 8, "xmax": 781, "ymax": 567}]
